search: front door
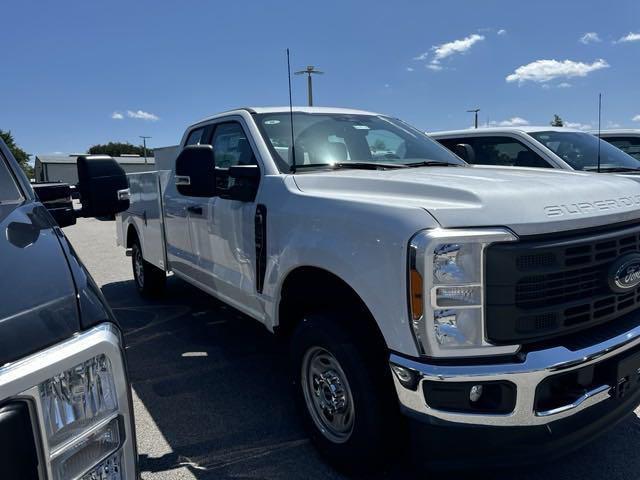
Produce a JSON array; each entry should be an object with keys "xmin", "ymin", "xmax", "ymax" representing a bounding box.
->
[{"xmin": 197, "ymin": 120, "xmax": 264, "ymax": 319}]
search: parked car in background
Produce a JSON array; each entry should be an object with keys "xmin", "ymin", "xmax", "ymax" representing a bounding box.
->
[
  {"xmin": 112, "ymin": 106, "xmax": 640, "ymax": 470},
  {"xmin": 0, "ymin": 139, "xmax": 137, "ymax": 479},
  {"xmin": 596, "ymin": 129, "xmax": 640, "ymax": 161},
  {"xmin": 431, "ymin": 127, "xmax": 640, "ymax": 177}
]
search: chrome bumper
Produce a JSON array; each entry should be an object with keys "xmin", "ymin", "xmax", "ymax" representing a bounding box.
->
[{"xmin": 390, "ymin": 321, "xmax": 640, "ymax": 427}]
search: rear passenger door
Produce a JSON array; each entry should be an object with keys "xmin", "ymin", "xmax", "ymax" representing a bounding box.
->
[
  {"xmin": 439, "ymin": 136, "xmax": 552, "ymax": 168},
  {"xmin": 163, "ymin": 125, "xmax": 211, "ymax": 278}
]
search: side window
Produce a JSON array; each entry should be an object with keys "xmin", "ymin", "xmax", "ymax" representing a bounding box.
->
[
  {"xmin": 211, "ymin": 123, "xmax": 257, "ymax": 168},
  {"xmin": 185, "ymin": 128, "xmax": 205, "ymax": 146},
  {"xmin": 470, "ymin": 136, "xmax": 551, "ymax": 168},
  {"xmin": 0, "ymin": 155, "xmax": 23, "ymax": 203},
  {"xmin": 211, "ymin": 122, "xmax": 257, "ymax": 193}
]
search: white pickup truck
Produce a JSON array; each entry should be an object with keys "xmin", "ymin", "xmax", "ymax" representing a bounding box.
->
[{"xmin": 116, "ymin": 107, "xmax": 640, "ymax": 469}]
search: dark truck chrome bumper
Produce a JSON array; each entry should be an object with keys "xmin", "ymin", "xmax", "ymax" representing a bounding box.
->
[{"xmin": 390, "ymin": 319, "xmax": 640, "ymax": 427}]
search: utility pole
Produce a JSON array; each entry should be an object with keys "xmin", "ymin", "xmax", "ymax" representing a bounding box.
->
[
  {"xmin": 139, "ymin": 136, "xmax": 151, "ymax": 164},
  {"xmin": 294, "ymin": 66, "xmax": 324, "ymax": 106},
  {"xmin": 467, "ymin": 108, "xmax": 480, "ymax": 129}
]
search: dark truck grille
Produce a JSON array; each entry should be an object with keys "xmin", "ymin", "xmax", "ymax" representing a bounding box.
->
[
  {"xmin": 485, "ymin": 222, "xmax": 640, "ymax": 344},
  {"xmin": 0, "ymin": 402, "xmax": 39, "ymax": 479}
]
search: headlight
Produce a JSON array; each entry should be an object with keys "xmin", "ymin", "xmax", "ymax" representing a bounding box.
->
[
  {"xmin": 0, "ymin": 324, "xmax": 136, "ymax": 480},
  {"xmin": 40, "ymin": 354, "xmax": 123, "ymax": 480},
  {"xmin": 408, "ymin": 228, "xmax": 520, "ymax": 358}
]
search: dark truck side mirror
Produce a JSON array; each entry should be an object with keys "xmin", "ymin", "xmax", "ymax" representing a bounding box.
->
[
  {"xmin": 452, "ymin": 143, "xmax": 475, "ymax": 163},
  {"xmin": 76, "ymin": 155, "xmax": 130, "ymax": 218},
  {"xmin": 175, "ymin": 145, "xmax": 217, "ymax": 197},
  {"xmin": 32, "ymin": 182, "xmax": 76, "ymax": 228},
  {"xmin": 225, "ymin": 165, "xmax": 260, "ymax": 202}
]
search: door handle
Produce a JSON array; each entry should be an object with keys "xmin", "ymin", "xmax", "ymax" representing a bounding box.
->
[{"xmin": 187, "ymin": 205, "xmax": 203, "ymax": 215}]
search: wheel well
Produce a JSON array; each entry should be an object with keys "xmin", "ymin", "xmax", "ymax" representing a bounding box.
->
[
  {"xmin": 126, "ymin": 224, "xmax": 139, "ymax": 248},
  {"xmin": 277, "ymin": 267, "xmax": 387, "ymax": 350}
]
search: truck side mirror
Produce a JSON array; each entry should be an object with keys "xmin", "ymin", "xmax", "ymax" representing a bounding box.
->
[
  {"xmin": 77, "ymin": 155, "xmax": 130, "ymax": 217},
  {"xmin": 175, "ymin": 145, "xmax": 216, "ymax": 197},
  {"xmin": 32, "ymin": 182, "xmax": 77, "ymax": 228},
  {"xmin": 225, "ymin": 165, "xmax": 260, "ymax": 202},
  {"xmin": 452, "ymin": 143, "xmax": 475, "ymax": 163}
]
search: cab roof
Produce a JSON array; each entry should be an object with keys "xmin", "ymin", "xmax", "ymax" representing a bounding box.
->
[{"xmin": 190, "ymin": 106, "xmax": 382, "ymax": 129}]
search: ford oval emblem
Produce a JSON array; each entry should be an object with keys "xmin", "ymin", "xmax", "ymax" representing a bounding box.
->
[{"xmin": 609, "ymin": 254, "xmax": 640, "ymax": 293}]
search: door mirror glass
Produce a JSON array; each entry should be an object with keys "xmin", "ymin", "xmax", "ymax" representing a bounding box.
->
[
  {"xmin": 32, "ymin": 182, "xmax": 76, "ymax": 228},
  {"xmin": 175, "ymin": 145, "xmax": 216, "ymax": 197},
  {"xmin": 76, "ymin": 155, "xmax": 130, "ymax": 217}
]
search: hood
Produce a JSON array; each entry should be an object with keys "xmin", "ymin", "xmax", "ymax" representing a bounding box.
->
[
  {"xmin": 293, "ymin": 165, "xmax": 640, "ymax": 236},
  {"xmin": 0, "ymin": 201, "xmax": 80, "ymax": 367}
]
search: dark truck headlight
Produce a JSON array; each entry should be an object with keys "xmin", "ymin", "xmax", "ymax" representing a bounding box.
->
[
  {"xmin": 408, "ymin": 229, "xmax": 521, "ymax": 358},
  {"xmin": 1, "ymin": 324, "xmax": 136, "ymax": 479}
]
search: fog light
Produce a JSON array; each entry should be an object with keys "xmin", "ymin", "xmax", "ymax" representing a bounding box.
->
[
  {"xmin": 469, "ymin": 385, "xmax": 483, "ymax": 402},
  {"xmin": 391, "ymin": 364, "xmax": 420, "ymax": 391}
]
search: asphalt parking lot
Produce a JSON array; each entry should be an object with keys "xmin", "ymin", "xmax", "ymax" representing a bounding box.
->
[{"xmin": 65, "ymin": 217, "xmax": 640, "ymax": 480}]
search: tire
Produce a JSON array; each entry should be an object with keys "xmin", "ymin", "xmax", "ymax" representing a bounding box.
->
[
  {"xmin": 131, "ymin": 239, "xmax": 166, "ymax": 297},
  {"xmin": 290, "ymin": 311, "xmax": 401, "ymax": 472}
]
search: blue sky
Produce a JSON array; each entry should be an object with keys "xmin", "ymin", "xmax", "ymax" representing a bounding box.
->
[{"xmin": 2, "ymin": 0, "xmax": 639, "ymax": 158}]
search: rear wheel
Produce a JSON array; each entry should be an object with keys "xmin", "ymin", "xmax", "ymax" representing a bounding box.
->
[
  {"xmin": 131, "ymin": 239, "xmax": 165, "ymax": 296},
  {"xmin": 290, "ymin": 312, "xmax": 400, "ymax": 472}
]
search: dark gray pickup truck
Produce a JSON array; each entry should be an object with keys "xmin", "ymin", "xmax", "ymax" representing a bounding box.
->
[{"xmin": 0, "ymin": 139, "xmax": 137, "ymax": 479}]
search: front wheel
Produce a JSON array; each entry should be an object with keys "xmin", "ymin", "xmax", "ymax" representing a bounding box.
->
[
  {"xmin": 131, "ymin": 239, "xmax": 166, "ymax": 296},
  {"xmin": 290, "ymin": 312, "xmax": 400, "ymax": 472}
]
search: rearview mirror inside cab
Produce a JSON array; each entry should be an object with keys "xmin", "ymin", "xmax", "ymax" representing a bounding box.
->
[
  {"xmin": 76, "ymin": 155, "xmax": 130, "ymax": 217},
  {"xmin": 175, "ymin": 145, "xmax": 216, "ymax": 197}
]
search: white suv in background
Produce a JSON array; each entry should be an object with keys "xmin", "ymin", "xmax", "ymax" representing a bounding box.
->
[{"xmin": 431, "ymin": 126, "xmax": 640, "ymax": 176}]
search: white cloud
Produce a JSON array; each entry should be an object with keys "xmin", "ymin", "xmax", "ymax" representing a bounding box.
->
[
  {"xmin": 557, "ymin": 82, "xmax": 572, "ymax": 88},
  {"xmin": 384, "ymin": 83, "xmax": 391, "ymax": 88},
  {"xmin": 497, "ymin": 29, "xmax": 507, "ymax": 35},
  {"xmin": 111, "ymin": 112, "xmax": 124, "ymax": 120},
  {"xmin": 633, "ymin": 114, "xmax": 640, "ymax": 122},
  {"xmin": 126, "ymin": 110, "xmax": 159, "ymax": 121},
  {"xmin": 565, "ymin": 121, "xmax": 593, "ymax": 131},
  {"xmin": 490, "ymin": 117, "xmax": 530, "ymax": 127},
  {"xmin": 617, "ymin": 32, "xmax": 640, "ymax": 43},
  {"xmin": 431, "ymin": 34, "xmax": 485, "ymax": 64},
  {"xmin": 406, "ymin": 66, "xmax": 414, "ymax": 72},
  {"xmin": 413, "ymin": 33, "xmax": 485, "ymax": 71},
  {"xmin": 607, "ymin": 121, "xmax": 622, "ymax": 128},
  {"xmin": 579, "ymin": 32, "xmax": 601, "ymax": 44},
  {"xmin": 506, "ymin": 58, "xmax": 609, "ymax": 84}
]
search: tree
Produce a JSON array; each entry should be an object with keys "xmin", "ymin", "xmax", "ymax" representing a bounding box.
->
[
  {"xmin": 0, "ymin": 129, "xmax": 33, "ymax": 178},
  {"xmin": 88, "ymin": 142, "xmax": 154, "ymax": 157},
  {"xmin": 550, "ymin": 115, "xmax": 564, "ymax": 127}
]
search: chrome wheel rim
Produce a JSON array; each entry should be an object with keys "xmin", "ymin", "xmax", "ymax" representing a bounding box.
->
[
  {"xmin": 133, "ymin": 246, "xmax": 144, "ymax": 288},
  {"xmin": 301, "ymin": 346, "xmax": 355, "ymax": 443}
]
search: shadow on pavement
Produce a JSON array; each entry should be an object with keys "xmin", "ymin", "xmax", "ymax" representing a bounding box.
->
[{"xmin": 101, "ymin": 278, "xmax": 640, "ymax": 480}]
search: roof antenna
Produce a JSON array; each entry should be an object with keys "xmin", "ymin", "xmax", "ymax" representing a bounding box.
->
[
  {"xmin": 597, "ymin": 92, "xmax": 602, "ymax": 173},
  {"xmin": 287, "ymin": 48, "xmax": 297, "ymax": 173}
]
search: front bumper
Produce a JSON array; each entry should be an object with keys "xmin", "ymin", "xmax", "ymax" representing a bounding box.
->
[{"xmin": 390, "ymin": 316, "xmax": 640, "ymax": 427}]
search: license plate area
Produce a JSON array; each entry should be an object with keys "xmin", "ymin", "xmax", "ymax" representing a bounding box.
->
[{"xmin": 614, "ymin": 349, "xmax": 640, "ymax": 399}]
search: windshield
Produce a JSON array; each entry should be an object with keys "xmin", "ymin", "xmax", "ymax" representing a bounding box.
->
[
  {"xmin": 529, "ymin": 131, "xmax": 640, "ymax": 171},
  {"xmin": 254, "ymin": 112, "xmax": 465, "ymax": 172}
]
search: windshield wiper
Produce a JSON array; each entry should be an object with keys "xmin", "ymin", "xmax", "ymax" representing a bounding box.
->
[
  {"xmin": 334, "ymin": 162, "xmax": 407, "ymax": 170},
  {"xmin": 583, "ymin": 166, "xmax": 640, "ymax": 173},
  {"xmin": 403, "ymin": 160, "xmax": 460, "ymax": 168}
]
